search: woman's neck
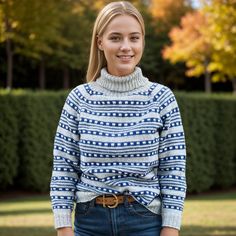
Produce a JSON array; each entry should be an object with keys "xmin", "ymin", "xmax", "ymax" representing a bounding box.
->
[{"xmin": 95, "ymin": 67, "xmax": 148, "ymax": 93}]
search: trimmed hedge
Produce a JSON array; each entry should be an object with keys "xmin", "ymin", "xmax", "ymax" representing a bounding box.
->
[
  {"xmin": 0, "ymin": 90, "xmax": 235, "ymax": 193},
  {"xmin": 0, "ymin": 95, "xmax": 19, "ymax": 189},
  {"xmin": 0, "ymin": 90, "xmax": 66, "ymax": 192},
  {"xmin": 178, "ymin": 96, "xmax": 215, "ymax": 193},
  {"xmin": 178, "ymin": 93, "xmax": 236, "ymax": 192},
  {"xmin": 15, "ymin": 94, "xmax": 65, "ymax": 191}
]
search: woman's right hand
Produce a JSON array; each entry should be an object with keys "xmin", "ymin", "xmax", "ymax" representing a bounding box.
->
[{"xmin": 57, "ymin": 227, "xmax": 74, "ymax": 236}]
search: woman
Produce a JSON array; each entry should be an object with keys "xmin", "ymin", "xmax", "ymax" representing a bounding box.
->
[{"xmin": 50, "ymin": 1, "xmax": 186, "ymax": 236}]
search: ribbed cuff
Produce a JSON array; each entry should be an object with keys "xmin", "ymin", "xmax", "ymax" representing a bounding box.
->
[
  {"xmin": 162, "ymin": 210, "xmax": 182, "ymax": 230},
  {"xmin": 53, "ymin": 209, "xmax": 72, "ymax": 229}
]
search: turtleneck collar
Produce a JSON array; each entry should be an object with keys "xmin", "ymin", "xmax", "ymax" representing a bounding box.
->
[{"xmin": 95, "ymin": 67, "xmax": 148, "ymax": 93}]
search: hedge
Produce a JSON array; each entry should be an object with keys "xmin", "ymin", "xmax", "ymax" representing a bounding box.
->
[
  {"xmin": 0, "ymin": 95, "xmax": 19, "ymax": 189},
  {"xmin": 15, "ymin": 94, "xmax": 65, "ymax": 191},
  {"xmin": 0, "ymin": 90, "xmax": 235, "ymax": 193},
  {"xmin": 0, "ymin": 90, "xmax": 66, "ymax": 192},
  {"xmin": 178, "ymin": 93, "xmax": 236, "ymax": 192}
]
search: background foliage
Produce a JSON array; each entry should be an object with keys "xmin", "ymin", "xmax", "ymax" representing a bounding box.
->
[
  {"xmin": 0, "ymin": 90, "xmax": 235, "ymax": 193},
  {"xmin": 0, "ymin": 90, "xmax": 66, "ymax": 192},
  {"xmin": 163, "ymin": 0, "xmax": 236, "ymax": 93},
  {"xmin": 1, "ymin": 0, "xmax": 235, "ymax": 92},
  {"xmin": 178, "ymin": 93, "xmax": 236, "ymax": 192}
]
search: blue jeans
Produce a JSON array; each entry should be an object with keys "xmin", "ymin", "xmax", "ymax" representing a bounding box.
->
[{"xmin": 74, "ymin": 197, "xmax": 162, "ymax": 236}]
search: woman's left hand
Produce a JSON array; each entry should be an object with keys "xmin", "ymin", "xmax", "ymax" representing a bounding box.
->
[{"xmin": 160, "ymin": 227, "xmax": 179, "ymax": 236}]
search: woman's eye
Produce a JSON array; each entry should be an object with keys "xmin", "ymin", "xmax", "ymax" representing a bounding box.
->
[
  {"xmin": 110, "ymin": 36, "xmax": 120, "ymax": 41},
  {"xmin": 131, "ymin": 36, "xmax": 140, "ymax": 41}
]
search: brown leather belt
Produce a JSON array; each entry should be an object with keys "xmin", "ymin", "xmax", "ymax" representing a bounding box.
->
[{"xmin": 95, "ymin": 194, "xmax": 135, "ymax": 208}]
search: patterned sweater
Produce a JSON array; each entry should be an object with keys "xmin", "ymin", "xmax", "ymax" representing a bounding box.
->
[{"xmin": 50, "ymin": 67, "xmax": 187, "ymax": 230}]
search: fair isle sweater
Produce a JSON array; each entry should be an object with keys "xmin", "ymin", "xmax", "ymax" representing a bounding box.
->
[{"xmin": 50, "ymin": 67, "xmax": 186, "ymax": 230}]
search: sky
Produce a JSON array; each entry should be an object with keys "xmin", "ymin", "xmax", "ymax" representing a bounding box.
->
[{"xmin": 191, "ymin": 0, "xmax": 201, "ymax": 9}]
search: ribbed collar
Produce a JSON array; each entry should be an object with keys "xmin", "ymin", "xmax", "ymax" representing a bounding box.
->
[{"xmin": 95, "ymin": 67, "xmax": 148, "ymax": 92}]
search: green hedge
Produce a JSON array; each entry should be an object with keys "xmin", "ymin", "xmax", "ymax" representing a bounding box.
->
[
  {"xmin": 0, "ymin": 90, "xmax": 67, "ymax": 192},
  {"xmin": 0, "ymin": 90, "xmax": 235, "ymax": 193},
  {"xmin": 0, "ymin": 95, "xmax": 19, "ymax": 189},
  {"xmin": 177, "ymin": 93, "xmax": 236, "ymax": 192},
  {"xmin": 15, "ymin": 94, "xmax": 65, "ymax": 191}
]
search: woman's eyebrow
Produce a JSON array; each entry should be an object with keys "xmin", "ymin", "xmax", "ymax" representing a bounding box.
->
[{"xmin": 108, "ymin": 32, "xmax": 142, "ymax": 35}]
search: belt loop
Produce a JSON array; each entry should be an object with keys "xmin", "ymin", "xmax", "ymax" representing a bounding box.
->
[
  {"xmin": 102, "ymin": 194, "xmax": 106, "ymax": 208},
  {"xmin": 124, "ymin": 190, "xmax": 129, "ymax": 197},
  {"xmin": 123, "ymin": 191, "xmax": 129, "ymax": 207}
]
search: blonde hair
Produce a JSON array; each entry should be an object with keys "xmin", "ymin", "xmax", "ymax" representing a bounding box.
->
[{"xmin": 86, "ymin": 1, "xmax": 145, "ymax": 82}]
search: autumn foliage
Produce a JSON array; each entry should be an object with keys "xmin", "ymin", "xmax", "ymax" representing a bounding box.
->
[
  {"xmin": 1, "ymin": 0, "xmax": 236, "ymax": 92},
  {"xmin": 162, "ymin": 1, "xmax": 236, "ymax": 93}
]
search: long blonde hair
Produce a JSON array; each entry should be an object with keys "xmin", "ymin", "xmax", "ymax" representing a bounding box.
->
[{"xmin": 86, "ymin": 1, "xmax": 145, "ymax": 82}]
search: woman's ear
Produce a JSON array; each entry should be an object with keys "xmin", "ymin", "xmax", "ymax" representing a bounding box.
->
[{"xmin": 97, "ymin": 36, "xmax": 103, "ymax": 51}]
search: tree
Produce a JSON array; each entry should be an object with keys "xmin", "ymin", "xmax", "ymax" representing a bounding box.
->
[
  {"xmin": 163, "ymin": 11, "xmax": 213, "ymax": 92},
  {"xmin": 142, "ymin": 0, "xmax": 193, "ymax": 87},
  {"xmin": 1, "ymin": 0, "xmax": 15, "ymax": 89},
  {"xmin": 1, "ymin": 0, "xmax": 70, "ymax": 89},
  {"xmin": 13, "ymin": 0, "xmax": 71, "ymax": 89},
  {"xmin": 50, "ymin": 0, "xmax": 98, "ymax": 88},
  {"xmin": 149, "ymin": 0, "xmax": 193, "ymax": 32},
  {"xmin": 203, "ymin": 1, "xmax": 236, "ymax": 94}
]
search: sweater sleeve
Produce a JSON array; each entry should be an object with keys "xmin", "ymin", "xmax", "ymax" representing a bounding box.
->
[
  {"xmin": 50, "ymin": 89, "xmax": 81, "ymax": 229},
  {"xmin": 157, "ymin": 87, "xmax": 187, "ymax": 230}
]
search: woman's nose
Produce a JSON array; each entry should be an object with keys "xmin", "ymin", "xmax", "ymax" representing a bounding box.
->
[{"xmin": 120, "ymin": 39, "xmax": 131, "ymax": 51}]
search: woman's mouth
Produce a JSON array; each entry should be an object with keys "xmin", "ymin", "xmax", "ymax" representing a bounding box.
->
[{"xmin": 117, "ymin": 55, "xmax": 134, "ymax": 62}]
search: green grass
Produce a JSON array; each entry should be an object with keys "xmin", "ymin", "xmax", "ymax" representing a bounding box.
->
[
  {"xmin": 182, "ymin": 191, "xmax": 236, "ymax": 235},
  {"xmin": 0, "ymin": 191, "xmax": 236, "ymax": 236}
]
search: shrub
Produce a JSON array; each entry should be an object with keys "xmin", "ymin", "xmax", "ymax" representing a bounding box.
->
[
  {"xmin": 0, "ymin": 95, "xmax": 19, "ymax": 189},
  {"xmin": 0, "ymin": 90, "xmax": 235, "ymax": 193},
  {"xmin": 15, "ymin": 93, "xmax": 66, "ymax": 192},
  {"xmin": 176, "ymin": 93, "xmax": 236, "ymax": 193},
  {"xmin": 177, "ymin": 95, "xmax": 215, "ymax": 193},
  {"xmin": 212, "ymin": 98, "xmax": 236, "ymax": 188}
]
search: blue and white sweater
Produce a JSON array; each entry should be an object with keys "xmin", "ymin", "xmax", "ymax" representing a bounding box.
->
[{"xmin": 50, "ymin": 67, "xmax": 186, "ymax": 230}]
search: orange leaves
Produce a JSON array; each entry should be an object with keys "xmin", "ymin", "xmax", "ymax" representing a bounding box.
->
[
  {"xmin": 148, "ymin": 0, "xmax": 192, "ymax": 30},
  {"xmin": 150, "ymin": 0, "xmax": 186, "ymax": 19},
  {"xmin": 162, "ymin": 10, "xmax": 212, "ymax": 77}
]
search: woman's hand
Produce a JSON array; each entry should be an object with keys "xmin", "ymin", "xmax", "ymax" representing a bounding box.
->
[
  {"xmin": 161, "ymin": 227, "xmax": 179, "ymax": 236},
  {"xmin": 57, "ymin": 227, "xmax": 74, "ymax": 236}
]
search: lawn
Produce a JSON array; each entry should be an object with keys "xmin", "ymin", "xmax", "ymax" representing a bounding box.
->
[
  {"xmin": 182, "ymin": 191, "xmax": 236, "ymax": 235},
  {"xmin": 0, "ymin": 191, "xmax": 236, "ymax": 236}
]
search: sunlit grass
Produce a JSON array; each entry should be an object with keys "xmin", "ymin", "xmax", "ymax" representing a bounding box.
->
[
  {"xmin": 181, "ymin": 191, "xmax": 236, "ymax": 235},
  {"xmin": 0, "ymin": 196, "xmax": 54, "ymax": 236},
  {"xmin": 0, "ymin": 191, "xmax": 236, "ymax": 236}
]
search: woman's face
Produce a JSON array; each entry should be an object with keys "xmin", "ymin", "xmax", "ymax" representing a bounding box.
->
[{"xmin": 97, "ymin": 14, "xmax": 144, "ymax": 76}]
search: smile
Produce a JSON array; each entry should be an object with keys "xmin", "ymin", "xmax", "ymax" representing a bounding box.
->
[
  {"xmin": 117, "ymin": 55, "xmax": 134, "ymax": 61},
  {"xmin": 117, "ymin": 55, "xmax": 134, "ymax": 58}
]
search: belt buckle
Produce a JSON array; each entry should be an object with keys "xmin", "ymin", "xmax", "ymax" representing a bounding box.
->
[{"xmin": 103, "ymin": 194, "xmax": 119, "ymax": 208}]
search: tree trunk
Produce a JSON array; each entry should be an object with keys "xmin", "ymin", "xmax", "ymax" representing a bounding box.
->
[
  {"xmin": 204, "ymin": 59, "xmax": 211, "ymax": 93},
  {"xmin": 232, "ymin": 77, "xmax": 236, "ymax": 95},
  {"xmin": 63, "ymin": 66, "xmax": 70, "ymax": 89},
  {"xmin": 204, "ymin": 70, "xmax": 211, "ymax": 93},
  {"xmin": 39, "ymin": 58, "xmax": 45, "ymax": 90},
  {"xmin": 5, "ymin": 13, "xmax": 13, "ymax": 90},
  {"xmin": 6, "ymin": 37, "xmax": 13, "ymax": 90}
]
